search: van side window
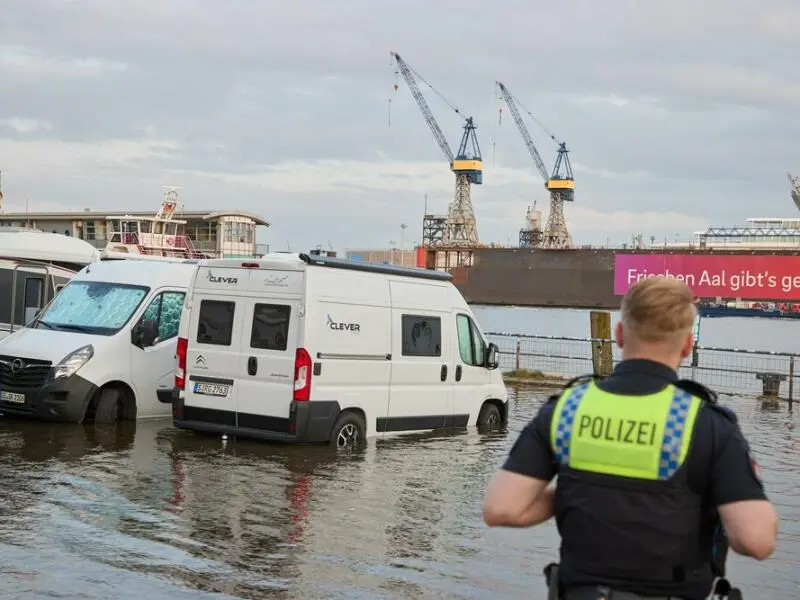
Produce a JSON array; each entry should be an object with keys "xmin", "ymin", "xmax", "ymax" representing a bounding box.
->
[
  {"xmin": 456, "ymin": 314, "xmax": 486, "ymax": 367},
  {"xmin": 158, "ymin": 292, "xmax": 185, "ymax": 341},
  {"xmin": 24, "ymin": 277, "xmax": 43, "ymax": 312},
  {"xmin": 139, "ymin": 291, "xmax": 186, "ymax": 342},
  {"xmin": 250, "ymin": 304, "xmax": 291, "ymax": 351},
  {"xmin": 401, "ymin": 314, "xmax": 441, "ymax": 357},
  {"xmin": 141, "ymin": 294, "xmax": 162, "ymax": 324},
  {"xmin": 197, "ymin": 300, "xmax": 235, "ymax": 346}
]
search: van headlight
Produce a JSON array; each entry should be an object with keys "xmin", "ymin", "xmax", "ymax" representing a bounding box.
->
[{"xmin": 53, "ymin": 345, "xmax": 94, "ymax": 380}]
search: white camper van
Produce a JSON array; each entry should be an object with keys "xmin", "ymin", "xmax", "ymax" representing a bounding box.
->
[
  {"xmin": 0, "ymin": 259, "xmax": 198, "ymax": 423},
  {"xmin": 172, "ymin": 253, "xmax": 508, "ymax": 447}
]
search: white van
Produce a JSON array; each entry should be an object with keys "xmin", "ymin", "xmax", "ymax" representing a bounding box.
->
[
  {"xmin": 172, "ymin": 253, "xmax": 508, "ymax": 447},
  {"xmin": 0, "ymin": 259, "xmax": 199, "ymax": 424}
]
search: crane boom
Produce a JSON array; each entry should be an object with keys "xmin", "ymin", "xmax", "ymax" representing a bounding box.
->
[
  {"xmin": 496, "ymin": 82, "xmax": 549, "ymax": 182},
  {"xmin": 495, "ymin": 80, "xmax": 574, "ymax": 248},
  {"xmin": 391, "ymin": 52, "xmax": 454, "ymax": 163},
  {"xmin": 391, "ymin": 52, "xmax": 482, "ymax": 246},
  {"xmin": 790, "ymin": 172, "xmax": 800, "ymax": 211}
]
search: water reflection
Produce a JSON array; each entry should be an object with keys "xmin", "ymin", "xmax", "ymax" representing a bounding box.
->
[
  {"xmin": 0, "ymin": 387, "xmax": 795, "ymax": 600},
  {"xmin": 154, "ymin": 429, "xmax": 364, "ymax": 598}
]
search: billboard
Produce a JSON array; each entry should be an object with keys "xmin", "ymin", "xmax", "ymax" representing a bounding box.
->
[{"xmin": 613, "ymin": 254, "xmax": 800, "ymax": 300}]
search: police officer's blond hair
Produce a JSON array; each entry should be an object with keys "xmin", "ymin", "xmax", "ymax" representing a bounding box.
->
[{"xmin": 620, "ymin": 277, "xmax": 697, "ymax": 344}]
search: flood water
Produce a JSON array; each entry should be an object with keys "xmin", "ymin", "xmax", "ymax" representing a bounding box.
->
[
  {"xmin": 472, "ymin": 304, "xmax": 800, "ymax": 354},
  {"xmin": 0, "ymin": 386, "xmax": 796, "ymax": 599}
]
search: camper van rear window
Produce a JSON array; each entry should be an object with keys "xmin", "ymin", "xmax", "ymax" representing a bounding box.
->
[
  {"xmin": 250, "ymin": 304, "xmax": 291, "ymax": 351},
  {"xmin": 197, "ymin": 300, "xmax": 235, "ymax": 346},
  {"xmin": 401, "ymin": 315, "xmax": 442, "ymax": 357}
]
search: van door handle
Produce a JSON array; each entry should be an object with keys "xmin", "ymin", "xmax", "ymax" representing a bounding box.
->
[
  {"xmin": 440, "ymin": 364, "xmax": 448, "ymax": 381},
  {"xmin": 455, "ymin": 365, "xmax": 462, "ymax": 382},
  {"xmin": 247, "ymin": 356, "xmax": 258, "ymax": 376}
]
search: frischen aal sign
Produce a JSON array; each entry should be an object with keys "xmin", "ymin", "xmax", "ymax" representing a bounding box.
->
[{"xmin": 613, "ymin": 254, "xmax": 800, "ymax": 300}]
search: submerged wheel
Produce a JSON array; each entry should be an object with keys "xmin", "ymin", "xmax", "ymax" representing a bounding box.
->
[
  {"xmin": 93, "ymin": 388, "xmax": 120, "ymax": 424},
  {"xmin": 330, "ymin": 412, "xmax": 366, "ymax": 449},
  {"xmin": 477, "ymin": 402, "xmax": 502, "ymax": 428}
]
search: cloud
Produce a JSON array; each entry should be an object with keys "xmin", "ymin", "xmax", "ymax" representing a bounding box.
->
[
  {"xmin": 0, "ymin": 118, "xmax": 53, "ymax": 133},
  {"xmin": 567, "ymin": 206, "xmax": 707, "ymax": 237},
  {"xmin": 0, "ymin": 137, "xmax": 181, "ymax": 176},
  {"xmin": 0, "ymin": 0, "xmax": 797, "ymax": 252},
  {"xmin": 0, "ymin": 44, "xmax": 126, "ymax": 78}
]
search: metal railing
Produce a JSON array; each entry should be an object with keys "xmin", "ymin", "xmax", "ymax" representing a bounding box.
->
[{"xmin": 487, "ymin": 332, "xmax": 798, "ymax": 401}]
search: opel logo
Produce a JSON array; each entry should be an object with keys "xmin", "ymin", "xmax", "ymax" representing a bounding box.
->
[{"xmin": 10, "ymin": 359, "xmax": 24, "ymax": 374}]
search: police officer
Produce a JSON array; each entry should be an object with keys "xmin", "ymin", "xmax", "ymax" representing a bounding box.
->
[{"xmin": 482, "ymin": 277, "xmax": 778, "ymax": 599}]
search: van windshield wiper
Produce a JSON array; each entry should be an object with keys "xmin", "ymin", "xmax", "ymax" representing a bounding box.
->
[
  {"xmin": 36, "ymin": 320, "xmax": 56, "ymax": 330},
  {"xmin": 51, "ymin": 323, "xmax": 94, "ymax": 333}
]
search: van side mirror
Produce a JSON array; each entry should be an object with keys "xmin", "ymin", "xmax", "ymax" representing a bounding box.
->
[
  {"xmin": 485, "ymin": 343, "xmax": 500, "ymax": 370},
  {"xmin": 132, "ymin": 319, "xmax": 159, "ymax": 348}
]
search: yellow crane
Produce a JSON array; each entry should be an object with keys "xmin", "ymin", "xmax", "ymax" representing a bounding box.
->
[{"xmin": 496, "ymin": 81, "xmax": 575, "ymax": 248}]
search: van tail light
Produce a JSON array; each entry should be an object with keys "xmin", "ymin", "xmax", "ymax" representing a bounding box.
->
[
  {"xmin": 175, "ymin": 337, "xmax": 188, "ymax": 390},
  {"xmin": 293, "ymin": 347, "xmax": 312, "ymax": 402}
]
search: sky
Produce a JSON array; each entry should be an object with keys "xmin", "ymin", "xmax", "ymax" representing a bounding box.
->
[{"xmin": 0, "ymin": 0, "xmax": 798, "ymax": 252}]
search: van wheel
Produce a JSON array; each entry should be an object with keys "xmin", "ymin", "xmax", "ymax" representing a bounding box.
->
[
  {"xmin": 330, "ymin": 412, "xmax": 366, "ymax": 449},
  {"xmin": 477, "ymin": 402, "xmax": 501, "ymax": 428},
  {"xmin": 94, "ymin": 388, "xmax": 119, "ymax": 424}
]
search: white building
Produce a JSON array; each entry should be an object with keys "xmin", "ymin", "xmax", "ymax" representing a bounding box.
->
[{"xmin": 0, "ymin": 208, "xmax": 270, "ymax": 258}]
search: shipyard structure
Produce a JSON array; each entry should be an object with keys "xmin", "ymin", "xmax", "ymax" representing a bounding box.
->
[
  {"xmin": 347, "ymin": 177, "xmax": 800, "ymax": 309},
  {"xmin": 426, "ymin": 208, "xmax": 800, "ymax": 308}
]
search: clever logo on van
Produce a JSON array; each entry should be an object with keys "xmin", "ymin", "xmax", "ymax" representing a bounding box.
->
[
  {"xmin": 326, "ymin": 314, "xmax": 360, "ymax": 333},
  {"xmin": 206, "ymin": 271, "xmax": 238, "ymax": 285},
  {"xmin": 264, "ymin": 274, "xmax": 289, "ymax": 287}
]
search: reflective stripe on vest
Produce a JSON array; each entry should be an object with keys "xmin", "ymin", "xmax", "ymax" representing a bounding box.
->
[{"xmin": 550, "ymin": 381, "xmax": 702, "ymax": 480}]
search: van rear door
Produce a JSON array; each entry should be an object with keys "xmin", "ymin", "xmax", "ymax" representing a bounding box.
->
[
  {"xmin": 183, "ymin": 271, "xmax": 249, "ymax": 422},
  {"xmin": 236, "ymin": 298, "xmax": 301, "ymax": 429}
]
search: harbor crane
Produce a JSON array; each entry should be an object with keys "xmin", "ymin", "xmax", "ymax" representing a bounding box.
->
[
  {"xmin": 496, "ymin": 81, "xmax": 575, "ymax": 249},
  {"xmin": 789, "ymin": 172, "xmax": 800, "ymax": 211},
  {"xmin": 391, "ymin": 52, "xmax": 483, "ymax": 246}
]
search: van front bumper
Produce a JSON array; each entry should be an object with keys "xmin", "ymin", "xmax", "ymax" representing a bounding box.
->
[
  {"xmin": 171, "ymin": 389, "xmax": 340, "ymax": 444},
  {"xmin": 0, "ymin": 374, "xmax": 98, "ymax": 423}
]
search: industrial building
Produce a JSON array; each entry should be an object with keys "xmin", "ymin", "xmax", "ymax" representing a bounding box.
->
[{"xmin": 692, "ymin": 217, "xmax": 800, "ymax": 250}]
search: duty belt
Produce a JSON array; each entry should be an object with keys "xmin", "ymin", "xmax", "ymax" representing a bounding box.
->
[
  {"xmin": 562, "ymin": 587, "xmax": 678, "ymax": 600},
  {"xmin": 543, "ymin": 564, "xmax": 743, "ymax": 600}
]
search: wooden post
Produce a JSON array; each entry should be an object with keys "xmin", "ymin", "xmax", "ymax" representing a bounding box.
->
[
  {"xmin": 590, "ymin": 311, "xmax": 613, "ymax": 377},
  {"xmin": 515, "ymin": 339, "xmax": 521, "ymax": 371},
  {"xmin": 789, "ymin": 357, "xmax": 794, "ymax": 411}
]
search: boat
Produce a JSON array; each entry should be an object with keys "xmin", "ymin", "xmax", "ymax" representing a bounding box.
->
[
  {"xmin": 698, "ymin": 301, "xmax": 800, "ymax": 320},
  {"xmin": 99, "ymin": 188, "xmax": 213, "ymax": 260}
]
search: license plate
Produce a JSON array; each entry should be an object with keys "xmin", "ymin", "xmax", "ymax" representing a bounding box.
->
[
  {"xmin": 193, "ymin": 382, "xmax": 230, "ymax": 397},
  {"xmin": 0, "ymin": 390, "xmax": 25, "ymax": 404}
]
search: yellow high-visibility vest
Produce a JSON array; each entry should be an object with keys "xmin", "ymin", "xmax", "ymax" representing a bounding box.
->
[{"xmin": 550, "ymin": 381, "xmax": 702, "ymax": 480}]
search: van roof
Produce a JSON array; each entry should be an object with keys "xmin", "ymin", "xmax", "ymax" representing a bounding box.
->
[
  {"xmin": 200, "ymin": 252, "xmax": 453, "ymax": 282},
  {"xmin": 0, "ymin": 229, "xmax": 100, "ymax": 266},
  {"xmin": 74, "ymin": 257, "xmax": 198, "ymax": 287}
]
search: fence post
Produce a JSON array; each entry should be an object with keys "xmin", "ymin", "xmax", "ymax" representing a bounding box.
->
[
  {"xmin": 515, "ymin": 338, "xmax": 521, "ymax": 371},
  {"xmin": 789, "ymin": 357, "xmax": 794, "ymax": 411},
  {"xmin": 590, "ymin": 311, "xmax": 613, "ymax": 377}
]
